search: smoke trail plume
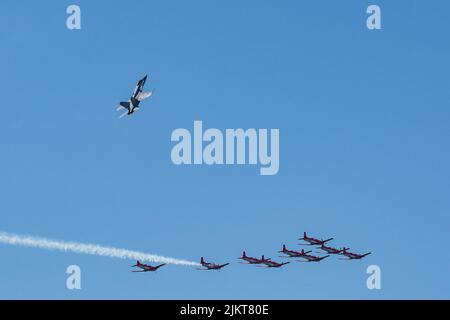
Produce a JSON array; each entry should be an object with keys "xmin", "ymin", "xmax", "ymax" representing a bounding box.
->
[{"xmin": 0, "ymin": 231, "xmax": 199, "ymax": 266}]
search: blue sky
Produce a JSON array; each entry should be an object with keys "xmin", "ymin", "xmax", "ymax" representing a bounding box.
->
[{"xmin": 0, "ymin": 0, "xmax": 449, "ymax": 299}]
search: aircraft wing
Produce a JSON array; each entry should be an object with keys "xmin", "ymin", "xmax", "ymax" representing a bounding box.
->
[{"xmin": 138, "ymin": 90, "xmax": 153, "ymax": 101}]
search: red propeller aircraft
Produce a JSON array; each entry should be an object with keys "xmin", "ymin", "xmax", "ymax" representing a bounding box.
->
[
  {"xmin": 297, "ymin": 251, "xmax": 330, "ymax": 262},
  {"xmin": 278, "ymin": 244, "xmax": 312, "ymax": 258},
  {"xmin": 131, "ymin": 261, "xmax": 166, "ymax": 272},
  {"xmin": 262, "ymin": 258, "xmax": 290, "ymax": 268},
  {"xmin": 238, "ymin": 251, "xmax": 271, "ymax": 264},
  {"xmin": 340, "ymin": 248, "xmax": 371, "ymax": 260},
  {"xmin": 317, "ymin": 244, "xmax": 349, "ymax": 255},
  {"xmin": 299, "ymin": 232, "xmax": 334, "ymax": 246},
  {"xmin": 198, "ymin": 257, "xmax": 230, "ymax": 270}
]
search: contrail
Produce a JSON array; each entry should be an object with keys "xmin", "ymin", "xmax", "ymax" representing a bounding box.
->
[{"xmin": 0, "ymin": 231, "xmax": 199, "ymax": 266}]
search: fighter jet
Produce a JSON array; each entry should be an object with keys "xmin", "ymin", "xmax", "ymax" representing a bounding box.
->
[
  {"xmin": 131, "ymin": 261, "xmax": 166, "ymax": 272},
  {"xmin": 117, "ymin": 75, "xmax": 154, "ymax": 118}
]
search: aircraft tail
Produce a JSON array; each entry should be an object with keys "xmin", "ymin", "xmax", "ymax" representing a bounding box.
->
[
  {"xmin": 242, "ymin": 251, "xmax": 246, "ymax": 258},
  {"xmin": 200, "ymin": 257, "xmax": 205, "ymax": 264},
  {"xmin": 132, "ymin": 260, "xmax": 140, "ymax": 267},
  {"xmin": 282, "ymin": 244, "xmax": 286, "ymax": 251}
]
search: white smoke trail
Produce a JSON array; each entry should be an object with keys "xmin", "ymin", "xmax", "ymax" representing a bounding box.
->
[{"xmin": 0, "ymin": 231, "xmax": 199, "ymax": 266}]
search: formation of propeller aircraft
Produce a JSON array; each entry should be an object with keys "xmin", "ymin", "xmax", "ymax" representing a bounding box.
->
[
  {"xmin": 237, "ymin": 232, "xmax": 370, "ymax": 270},
  {"xmin": 117, "ymin": 77, "xmax": 372, "ymax": 274},
  {"xmin": 130, "ymin": 232, "xmax": 371, "ymax": 273}
]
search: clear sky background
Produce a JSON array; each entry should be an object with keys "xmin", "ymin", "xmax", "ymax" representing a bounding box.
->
[{"xmin": 0, "ymin": 0, "xmax": 449, "ymax": 299}]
